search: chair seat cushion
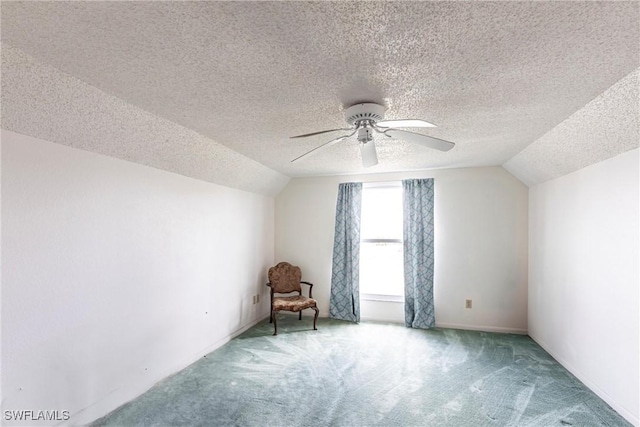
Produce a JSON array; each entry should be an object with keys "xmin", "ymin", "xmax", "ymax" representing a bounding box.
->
[{"xmin": 273, "ymin": 295, "xmax": 317, "ymax": 312}]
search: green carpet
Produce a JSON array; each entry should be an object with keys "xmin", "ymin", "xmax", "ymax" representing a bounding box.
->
[{"xmin": 93, "ymin": 317, "xmax": 630, "ymax": 426}]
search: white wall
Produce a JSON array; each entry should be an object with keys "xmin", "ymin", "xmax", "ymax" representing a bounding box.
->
[
  {"xmin": 1, "ymin": 130, "xmax": 274, "ymax": 426},
  {"xmin": 528, "ymin": 149, "xmax": 639, "ymax": 426},
  {"xmin": 275, "ymin": 166, "xmax": 529, "ymax": 333}
]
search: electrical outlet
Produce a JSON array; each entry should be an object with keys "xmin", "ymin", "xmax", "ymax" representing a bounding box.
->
[
  {"xmin": 252, "ymin": 295, "xmax": 256, "ymax": 304},
  {"xmin": 256, "ymin": 294, "xmax": 260, "ymax": 303},
  {"xmin": 465, "ymin": 299, "xmax": 472, "ymax": 309}
]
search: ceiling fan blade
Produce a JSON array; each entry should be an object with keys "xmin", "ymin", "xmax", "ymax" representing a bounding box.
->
[
  {"xmin": 383, "ymin": 128, "xmax": 455, "ymax": 152},
  {"xmin": 376, "ymin": 119, "xmax": 436, "ymax": 128},
  {"xmin": 291, "ymin": 133, "xmax": 354, "ymax": 163},
  {"xmin": 360, "ymin": 140, "xmax": 378, "ymax": 168},
  {"xmin": 290, "ymin": 128, "xmax": 352, "ymax": 139}
]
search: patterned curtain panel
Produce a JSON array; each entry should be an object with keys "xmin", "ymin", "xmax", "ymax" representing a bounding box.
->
[
  {"xmin": 403, "ymin": 178, "xmax": 436, "ymax": 329},
  {"xmin": 329, "ymin": 182, "xmax": 363, "ymax": 323}
]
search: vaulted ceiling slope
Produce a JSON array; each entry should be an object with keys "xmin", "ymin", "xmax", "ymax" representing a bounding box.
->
[
  {"xmin": 1, "ymin": 45, "xmax": 290, "ymax": 196},
  {"xmin": 504, "ymin": 69, "xmax": 639, "ymax": 186},
  {"xmin": 1, "ymin": 1, "xmax": 638, "ymax": 186}
]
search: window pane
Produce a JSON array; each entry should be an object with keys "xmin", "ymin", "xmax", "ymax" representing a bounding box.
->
[
  {"xmin": 360, "ymin": 242, "xmax": 404, "ymax": 296},
  {"xmin": 361, "ymin": 186, "xmax": 402, "ymax": 240}
]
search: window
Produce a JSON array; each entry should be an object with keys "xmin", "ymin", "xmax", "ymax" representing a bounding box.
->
[{"xmin": 360, "ymin": 183, "xmax": 404, "ymax": 300}]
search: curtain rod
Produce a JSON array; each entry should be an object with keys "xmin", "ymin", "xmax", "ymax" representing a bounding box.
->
[
  {"xmin": 362, "ymin": 180, "xmax": 402, "ymax": 187},
  {"xmin": 341, "ymin": 178, "xmax": 431, "ymax": 186}
]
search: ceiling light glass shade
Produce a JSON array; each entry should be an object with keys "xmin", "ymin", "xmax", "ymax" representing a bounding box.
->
[{"xmin": 360, "ymin": 141, "xmax": 378, "ymax": 167}]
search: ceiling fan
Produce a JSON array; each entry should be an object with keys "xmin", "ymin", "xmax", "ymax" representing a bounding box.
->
[{"xmin": 290, "ymin": 102, "xmax": 455, "ymax": 167}]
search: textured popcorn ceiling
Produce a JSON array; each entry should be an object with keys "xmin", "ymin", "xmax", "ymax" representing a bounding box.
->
[
  {"xmin": 1, "ymin": 1, "xmax": 639, "ymax": 185},
  {"xmin": 1, "ymin": 45, "xmax": 289, "ymax": 196},
  {"xmin": 504, "ymin": 69, "xmax": 640, "ymax": 186}
]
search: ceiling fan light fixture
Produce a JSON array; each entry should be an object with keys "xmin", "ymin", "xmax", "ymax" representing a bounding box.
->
[{"xmin": 360, "ymin": 140, "xmax": 378, "ymax": 168}]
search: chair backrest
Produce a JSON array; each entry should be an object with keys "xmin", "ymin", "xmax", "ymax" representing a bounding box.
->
[{"xmin": 268, "ymin": 262, "xmax": 302, "ymax": 294}]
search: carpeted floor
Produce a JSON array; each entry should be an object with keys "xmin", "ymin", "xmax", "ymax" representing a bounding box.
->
[{"xmin": 93, "ymin": 317, "xmax": 630, "ymax": 426}]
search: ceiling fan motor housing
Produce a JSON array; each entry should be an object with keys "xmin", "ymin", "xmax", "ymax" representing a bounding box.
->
[{"xmin": 345, "ymin": 103, "xmax": 386, "ymax": 125}]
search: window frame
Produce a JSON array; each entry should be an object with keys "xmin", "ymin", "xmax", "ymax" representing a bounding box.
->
[{"xmin": 359, "ymin": 181, "xmax": 404, "ymax": 303}]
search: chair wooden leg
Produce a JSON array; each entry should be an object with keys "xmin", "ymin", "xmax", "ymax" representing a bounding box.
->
[
  {"xmin": 312, "ymin": 307, "xmax": 319, "ymax": 331},
  {"xmin": 272, "ymin": 310, "xmax": 278, "ymax": 335},
  {"xmin": 298, "ymin": 311, "xmax": 302, "ymax": 321}
]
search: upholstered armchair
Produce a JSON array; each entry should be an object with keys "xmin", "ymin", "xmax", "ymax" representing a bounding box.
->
[{"xmin": 266, "ymin": 262, "xmax": 319, "ymax": 335}]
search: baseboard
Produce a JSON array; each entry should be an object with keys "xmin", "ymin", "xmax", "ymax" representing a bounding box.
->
[
  {"xmin": 528, "ymin": 332, "xmax": 638, "ymax": 427},
  {"xmin": 360, "ymin": 316, "xmax": 404, "ymax": 324},
  {"xmin": 327, "ymin": 317, "xmax": 527, "ymax": 334},
  {"xmin": 65, "ymin": 315, "xmax": 269, "ymax": 426},
  {"xmin": 435, "ymin": 321, "xmax": 528, "ymax": 335}
]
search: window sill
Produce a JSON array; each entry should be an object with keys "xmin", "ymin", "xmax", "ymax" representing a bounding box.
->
[{"xmin": 361, "ymin": 293, "xmax": 404, "ymax": 303}]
